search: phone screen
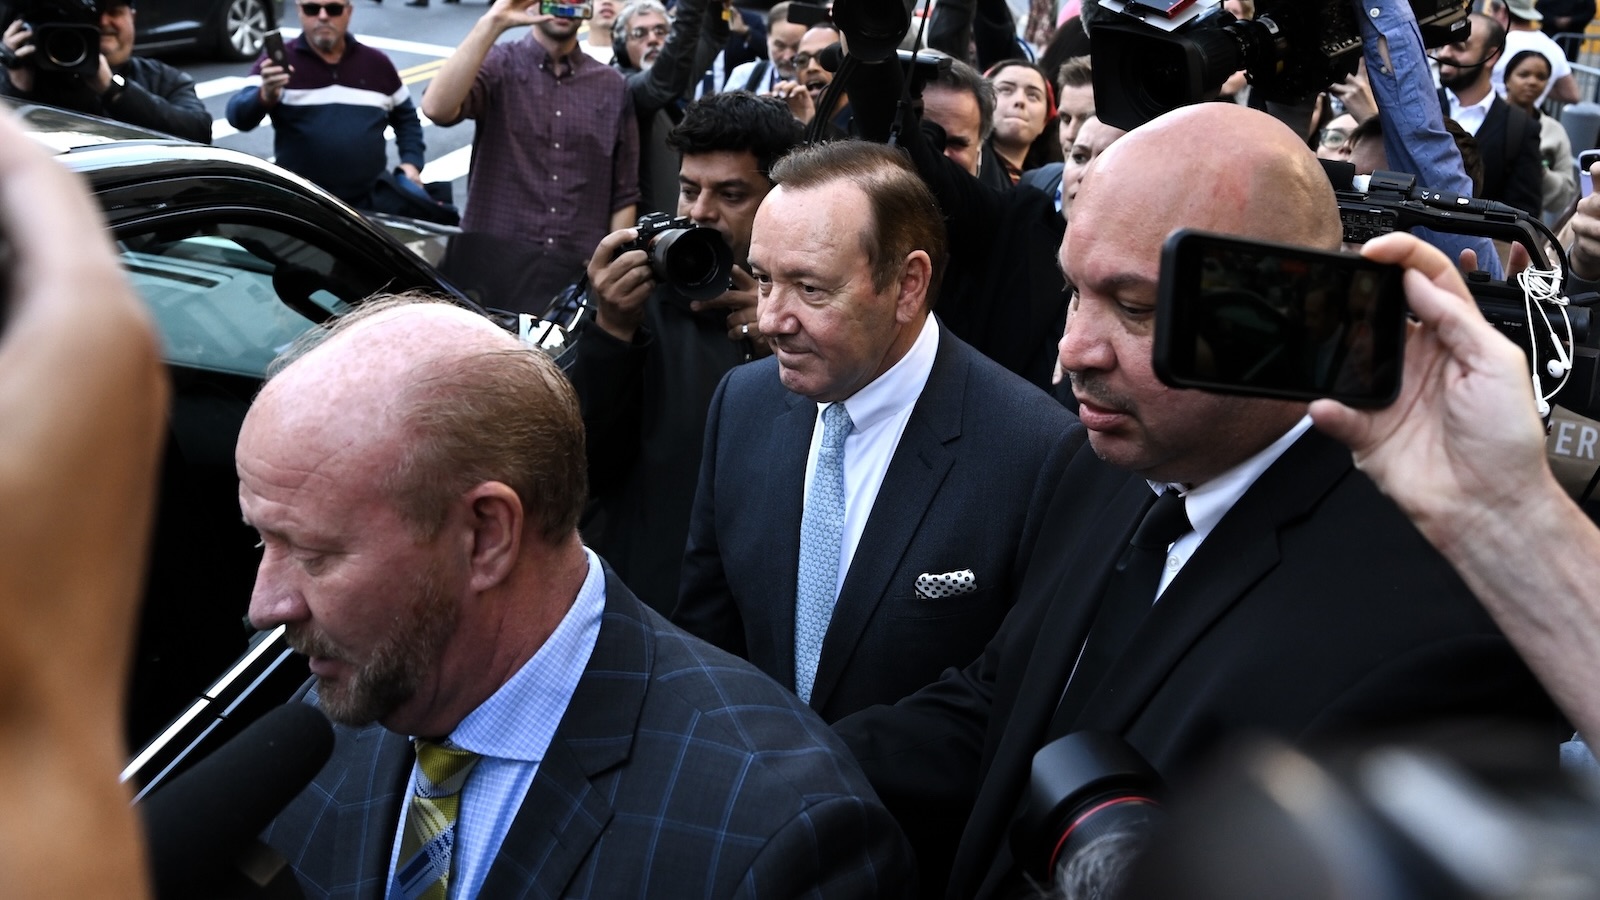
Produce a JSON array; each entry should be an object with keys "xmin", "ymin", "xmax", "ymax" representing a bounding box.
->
[
  {"xmin": 1153, "ymin": 229, "xmax": 1407, "ymax": 407},
  {"xmin": 539, "ymin": 0, "xmax": 594, "ymax": 18},
  {"xmin": 1582, "ymin": 150, "xmax": 1600, "ymax": 200}
]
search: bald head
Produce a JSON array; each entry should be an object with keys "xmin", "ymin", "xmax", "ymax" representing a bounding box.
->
[
  {"xmin": 244, "ymin": 296, "xmax": 587, "ymax": 543},
  {"xmin": 1076, "ymin": 104, "xmax": 1341, "ymax": 255}
]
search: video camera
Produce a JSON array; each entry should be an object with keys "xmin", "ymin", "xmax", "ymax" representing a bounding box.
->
[
  {"xmin": 1326, "ymin": 163, "xmax": 1600, "ymax": 419},
  {"xmin": 1084, "ymin": 0, "xmax": 1470, "ymax": 131},
  {"xmin": 14, "ymin": 0, "xmax": 103, "ymax": 77}
]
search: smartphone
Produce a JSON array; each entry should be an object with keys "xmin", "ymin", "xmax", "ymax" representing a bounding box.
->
[
  {"xmin": 263, "ymin": 29, "xmax": 287, "ymax": 67},
  {"xmin": 1153, "ymin": 229, "xmax": 1407, "ymax": 408},
  {"xmin": 788, "ymin": 2, "xmax": 830, "ymax": 27},
  {"xmin": 1581, "ymin": 149, "xmax": 1600, "ymax": 200},
  {"xmin": 539, "ymin": 0, "xmax": 594, "ymax": 18}
]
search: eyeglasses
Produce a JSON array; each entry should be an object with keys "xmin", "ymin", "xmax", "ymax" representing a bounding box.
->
[
  {"xmin": 1317, "ymin": 128, "xmax": 1349, "ymax": 150},
  {"xmin": 627, "ymin": 24, "xmax": 669, "ymax": 40},
  {"xmin": 299, "ymin": 2, "xmax": 347, "ymax": 16},
  {"xmin": 793, "ymin": 51, "xmax": 818, "ymax": 68}
]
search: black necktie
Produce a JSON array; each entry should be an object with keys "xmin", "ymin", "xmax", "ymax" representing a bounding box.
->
[{"xmin": 1048, "ymin": 490, "xmax": 1192, "ymax": 739}]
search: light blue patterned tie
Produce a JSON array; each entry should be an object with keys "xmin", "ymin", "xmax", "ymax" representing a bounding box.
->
[{"xmin": 795, "ymin": 402, "xmax": 853, "ymax": 703}]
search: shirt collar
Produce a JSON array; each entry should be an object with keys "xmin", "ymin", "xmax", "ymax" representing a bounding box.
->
[
  {"xmin": 1148, "ymin": 415, "xmax": 1313, "ymax": 543},
  {"xmin": 833, "ymin": 314, "xmax": 940, "ymax": 434},
  {"xmin": 443, "ymin": 547, "xmax": 607, "ymax": 762}
]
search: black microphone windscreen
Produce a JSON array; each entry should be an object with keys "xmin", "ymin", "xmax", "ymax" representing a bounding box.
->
[
  {"xmin": 140, "ymin": 703, "xmax": 334, "ymax": 898},
  {"xmin": 819, "ymin": 42, "xmax": 844, "ymax": 73}
]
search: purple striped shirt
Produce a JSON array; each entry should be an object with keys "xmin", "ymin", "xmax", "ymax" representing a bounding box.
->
[{"xmin": 460, "ymin": 35, "xmax": 640, "ymax": 287}]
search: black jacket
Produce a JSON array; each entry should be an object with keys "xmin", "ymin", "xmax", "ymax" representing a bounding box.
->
[
  {"xmin": 564, "ymin": 286, "xmax": 749, "ymax": 613},
  {"xmin": 844, "ymin": 56, "xmax": 1066, "ymax": 391},
  {"xmin": 1, "ymin": 54, "xmax": 211, "ymax": 143}
]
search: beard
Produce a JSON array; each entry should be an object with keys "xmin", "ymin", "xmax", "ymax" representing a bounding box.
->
[
  {"xmin": 1438, "ymin": 61, "xmax": 1484, "ymax": 92},
  {"xmin": 289, "ymin": 562, "xmax": 460, "ymax": 727}
]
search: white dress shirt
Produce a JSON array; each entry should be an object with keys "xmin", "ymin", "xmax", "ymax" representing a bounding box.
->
[
  {"xmin": 801, "ymin": 314, "xmax": 940, "ymax": 600},
  {"xmin": 1447, "ymin": 87, "xmax": 1497, "ymax": 137}
]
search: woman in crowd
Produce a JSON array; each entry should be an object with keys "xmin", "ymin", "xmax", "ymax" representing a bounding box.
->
[
  {"xmin": 984, "ymin": 59, "xmax": 1059, "ymax": 185},
  {"xmin": 1501, "ymin": 48, "xmax": 1578, "ymax": 223}
]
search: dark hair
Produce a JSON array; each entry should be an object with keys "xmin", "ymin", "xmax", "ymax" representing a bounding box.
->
[
  {"xmin": 1442, "ymin": 117, "xmax": 1485, "ymax": 197},
  {"xmin": 1039, "ymin": 15, "xmax": 1092, "ymax": 83},
  {"xmin": 930, "ymin": 57, "xmax": 997, "ymax": 142},
  {"xmin": 1472, "ymin": 12, "xmax": 1508, "ymax": 60},
  {"xmin": 984, "ymin": 59, "xmax": 1064, "ymax": 169},
  {"xmin": 1504, "ymin": 48, "xmax": 1553, "ymax": 85},
  {"xmin": 769, "ymin": 141, "xmax": 948, "ymax": 307},
  {"xmin": 667, "ymin": 91, "xmax": 805, "ymax": 180},
  {"xmin": 1348, "ymin": 113, "xmax": 1383, "ymax": 149},
  {"xmin": 1056, "ymin": 55, "xmax": 1092, "ymax": 92}
]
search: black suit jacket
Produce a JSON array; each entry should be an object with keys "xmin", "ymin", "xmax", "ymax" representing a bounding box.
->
[
  {"xmin": 836, "ymin": 430, "xmax": 1563, "ymax": 899},
  {"xmin": 1441, "ymin": 89, "xmax": 1543, "ymax": 216},
  {"xmin": 674, "ymin": 326, "xmax": 1083, "ymax": 723},
  {"xmin": 263, "ymin": 566, "xmax": 914, "ymax": 899}
]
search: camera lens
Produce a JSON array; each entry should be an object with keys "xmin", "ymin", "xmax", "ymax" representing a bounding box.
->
[
  {"xmin": 650, "ymin": 227, "xmax": 734, "ymax": 302},
  {"xmin": 42, "ymin": 28, "xmax": 91, "ymax": 70}
]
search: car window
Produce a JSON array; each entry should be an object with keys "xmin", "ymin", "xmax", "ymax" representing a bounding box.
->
[{"xmin": 119, "ymin": 221, "xmax": 355, "ymax": 378}]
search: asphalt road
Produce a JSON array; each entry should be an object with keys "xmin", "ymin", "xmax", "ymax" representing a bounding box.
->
[{"xmin": 167, "ymin": 1, "xmax": 601, "ymax": 205}]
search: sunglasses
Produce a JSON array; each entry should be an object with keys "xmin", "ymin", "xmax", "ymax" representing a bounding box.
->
[
  {"xmin": 300, "ymin": 2, "xmax": 347, "ymax": 15},
  {"xmin": 627, "ymin": 24, "xmax": 669, "ymax": 40}
]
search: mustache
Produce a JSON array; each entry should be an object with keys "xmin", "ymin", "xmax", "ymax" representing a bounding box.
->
[
  {"xmin": 1069, "ymin": 372, "xmax": 1135, "ymax": 415},
  {"xmin": 286, "ymin": 626, "xmax": 342, "ymax": 661}
]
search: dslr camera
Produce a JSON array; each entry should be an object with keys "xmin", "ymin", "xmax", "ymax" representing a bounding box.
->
[
  {"xmin": 14, "ymin": 0, "xmax": 103, "ymax": 76},
  {"xmin": 617, "ymin": 212, "xmax": 734, "ymax": 303}
]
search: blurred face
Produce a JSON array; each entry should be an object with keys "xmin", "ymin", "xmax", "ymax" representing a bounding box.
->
[
  {"xmin": 794, "ymin": 27, "xmax": 838, "ymax": 106},
  {"xmin": 1505, "ymin": 55, "xmax": 1550, "ymax": 108},
  {"xmin": 768, "ymin": 20, "xmax": 807, "ymax": 79},
  {"xmin": 297, "ymin": 0, "xmax": 350, "ymax": 56},
  {"xmin": 592, "ymin": 0, "xmax": 619, "ymax": 27},
  {"xmin": 1056, "ymin": 82, "xmax": 1094, "ymax": 151},
  {"xmin": 624, "ymin": 10, "xmax": 668, "ymax": 68},
  {"xmin": 98, "ymin": 2, "xmax": 135, "ymax": 66},
  {"xmin": 678, "ymin": 149, "xmax": 770, "ymax": 266},
  {"xmin": 922, "ymin": 84, "xmax": 984, "ymax": 176},
  {"xmin": 239, "ymin": 411, "xmax": 466, "ymax": 732},
  {"xmin": 1060, "ymin": 117, "xmax": 1124, "ymax": 218},
  {"xmin": 1347, "ymin": 135, "xmax": 1388, "ymax": 175},
  {"xmin": 1315, "ymin": 113, "xmax": 1357, "ymax": 161},
  {"xmin": 752, "ymin": 183, "xmax": 920, "ymax": 403},
  {"xmin": 537, "ymin": 13, "xmax": 583, "ymax": 42},
  {"xmin": 991, "ymin": 65, "xmax": 1050, "ymax": 151}
]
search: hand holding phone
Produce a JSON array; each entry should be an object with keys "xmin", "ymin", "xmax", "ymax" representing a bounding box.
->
[
  {"xmin": 1580, "ymin": 149, "xmax": 1600, "ymax": 201},
  {"xmin": 1153, "ymin": 229, "xmax": 1407, "ymax": 408},
  {"xmin": 538, "ymin": 0, "xmax": 594, "ymax": 18},
  {"xmin": 263, "ymin": 28, "xmax": 287, "ymax": 68}
]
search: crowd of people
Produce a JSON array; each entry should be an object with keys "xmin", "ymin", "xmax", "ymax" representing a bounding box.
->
[{"xmin": 13, "ymin": 0, "xmax": 1600, "ymax": 897}]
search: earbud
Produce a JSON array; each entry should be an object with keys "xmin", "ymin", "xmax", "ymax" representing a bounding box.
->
[{"xmin": 1548, "ymin": 359, "xmax": 1569, "ymax": 379}]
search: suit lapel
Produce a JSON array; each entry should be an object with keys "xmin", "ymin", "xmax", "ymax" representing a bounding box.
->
[
  {"xmin": 1076, "ymin": 430, "xmax": 1354, "ymax": 734},
  {"xmin": 476, "ymin": 569, "xmax": 648, "ymax": 898},
  {"xmin": 810, "ymin": 338, "xmax": 965, "ymax": 709},
  {"xmin": 764, "ymin": 393, "xmax": 817, "ymax": 692},
  {"xmin": 337, "ymin": 727, "xmax": 413, "ymax": 900}
]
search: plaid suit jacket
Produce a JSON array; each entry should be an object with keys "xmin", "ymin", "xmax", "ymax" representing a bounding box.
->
[{"xmin": 262, "ymin": 566, "xmax": 914, "ymax": 899}]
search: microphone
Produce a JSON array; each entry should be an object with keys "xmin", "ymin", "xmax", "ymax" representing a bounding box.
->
[{"xmin": 140, "ymin": 703, "xmax": 335, "ymax": 899}]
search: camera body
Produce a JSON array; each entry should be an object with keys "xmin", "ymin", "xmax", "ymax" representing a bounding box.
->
[
  {"xmin": 1086, "ymin": 0, "xmax": 1469, "ymax": 130},
  {"xmin": 19, "ymin": 0, "xmax": 103, "ymax": 76},
  {"xmin": 617, "ymin": 212, "xmax": 734, "ymax": 303}
]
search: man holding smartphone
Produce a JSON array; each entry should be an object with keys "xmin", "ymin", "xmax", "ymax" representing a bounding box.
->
[
  {"xmin": 225, "ymin": 1, "xmax": 428, "ymax": 214},
  {"xmin": 0, "ymin": 0, "xmax": 210, "ymax": 143},
  {"xmin": 422, "ymin": 0, "xmax": 638, "ymax": 313}
]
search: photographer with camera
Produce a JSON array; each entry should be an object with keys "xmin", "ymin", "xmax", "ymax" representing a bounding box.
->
[
  {"xmin": 0, "ymin": 0, "xmax": 209, "ymax": 143},
  {"xmin": 565, "ymin": 91, "xmax": 800, "ymax": 613}
]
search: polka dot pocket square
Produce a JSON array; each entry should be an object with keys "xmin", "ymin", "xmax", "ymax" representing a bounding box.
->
[{"xmin": 914, "ymin": 569, "xmax": 977, "ymax": 600}]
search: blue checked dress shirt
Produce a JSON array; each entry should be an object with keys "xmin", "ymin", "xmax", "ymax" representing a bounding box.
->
[{"xmin": 385, "ymin": 547, "xmax": 607, "ymax": 899}]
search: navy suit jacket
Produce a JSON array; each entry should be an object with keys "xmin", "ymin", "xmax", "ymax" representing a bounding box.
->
[
  {"xmin": 1440, "ymin": 88, "xmax": 1543, "ymax": 216},
  {"xmin": 262, "ymin": 566, "xmax": 915, "ymax": 899},
  {"xmin": 836, "ymin": 430, "xmax": 1565, "ymax": 899},
  {"xmin": 673, "ymin": 325, "xmax": 1084, "ymax": 723}
]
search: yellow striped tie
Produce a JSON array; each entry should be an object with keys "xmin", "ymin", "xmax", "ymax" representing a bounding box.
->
[{"xmin": 394, "ymin": 741, "xmax": 481, "ymax": 900}]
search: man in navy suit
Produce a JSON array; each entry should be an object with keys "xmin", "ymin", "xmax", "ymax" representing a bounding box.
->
[
  {"xmin": 673, "ymin": 141, "xmax": 1083, "ymax": 727},
  {"xmin": 833, "ymin": 102, "xmax": 1563, "ymax": 899},
  {"xmin": 243, "ymin": 295, "xmax": 912, "ymax": 898}
]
